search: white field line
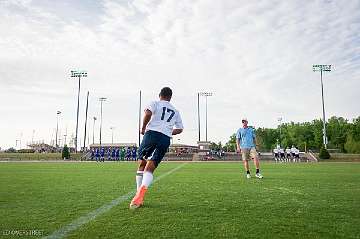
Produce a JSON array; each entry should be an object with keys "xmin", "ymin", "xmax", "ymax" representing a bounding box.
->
[{"xmin": 43, "ymin": 163, "xmax": 187, "ymax": 239}]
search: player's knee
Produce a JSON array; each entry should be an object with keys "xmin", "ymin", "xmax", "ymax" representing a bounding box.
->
[
  {"xmin": 144, "ymin": 160, "xmax": 156, "ymax": 173},
  {"xmin": 138, "ymin": 159, "xmax": 147, "ymax": 169}
]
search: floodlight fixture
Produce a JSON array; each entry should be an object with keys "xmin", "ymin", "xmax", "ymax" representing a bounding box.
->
[{"xmin": 312, "ymin": 64, "xmax": 331, "ymax": 72}]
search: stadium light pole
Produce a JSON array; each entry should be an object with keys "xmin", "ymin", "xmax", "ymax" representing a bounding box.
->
[
  {"xmin": 83, "ymin": 91, "xmax": 89, "ymax": 151},
  {"xmin": 99, "ymin": 97, "xmax": 107, "ymax": 146},
  {"xmin": 71, "ymin": 70, "xmax": 87, "ymax": 152},
  {"xmin": 32, "ymin": 130, "xmax": 35, "ymax": 144},
  {"xmin": 313, "ymin": 64, "xmax": 331, "ymax": 149},
  {"xmin": 55, "ymin": 111, "xmax": 61, "ymax": 149},
  {"xmin": 199, "ymin": 92, "xmax": 213, "ymax": 142},
  {"xmin": 197, "ymin": 93, "xmax": 201, "ymax": 142},
  {"xmin": 92, "ymin": 117, "xmax": 97, "ymax": 144},
  {"xmin": 277, "ymin": 117, "xmax": 282, "ymax": 147},
  {"xmin": 63, "ymin": 127, "xmax": 68, "ymax": 146},
  {"xmin": 110, "ymin": 127, "xmax": 115, "ymax": 144}
]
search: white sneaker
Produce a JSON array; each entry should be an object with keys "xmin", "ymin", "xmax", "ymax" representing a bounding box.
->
[
  {"xmin": 246, "ymin": 174, "xmax": 251, "ymax": 179},
  {"xmin": 255, "ymin": 173, "xmax": 263, "ymax": 179}
]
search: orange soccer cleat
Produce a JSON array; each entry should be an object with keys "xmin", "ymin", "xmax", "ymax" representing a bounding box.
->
[{"xmin": 129, "ymin": 185, "xmax": 147, "ymax": 209}]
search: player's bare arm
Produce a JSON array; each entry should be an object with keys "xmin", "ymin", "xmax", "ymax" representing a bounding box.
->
[
  {"xmin": 140, "ymin": 109, "xmax": 152, "ymax": 135},
  {"xmin": 236, "ymin": 138, "xmax": 241, "ymax": 153},
  {"xmin": 172, "ymin": 129, "xmax": 183, "ymax": 135}
]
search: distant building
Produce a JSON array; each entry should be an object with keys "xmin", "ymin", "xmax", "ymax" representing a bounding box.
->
[
  {"xmin": 169, "ymin": 144, "xmax": 198, "ymax": 154},
  {"xmin": 28, "ymin": 143, "xmax": 56, "ymax": 153},
  {"xmin": 197, "ymin": 141, "xmax": 211, "ymax": 152}
]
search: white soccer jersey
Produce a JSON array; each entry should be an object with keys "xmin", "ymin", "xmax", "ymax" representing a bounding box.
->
[
  {"xmin": 295, "ymin": 149, "xmax": 300, "ymax": 155},
  {"xmin": 145, "ymin": 100, "xmax": 184, "ymax": 137},
  {"xmin": 286, "ymin": 148, "xmax": 291, "ymax": 154},
  {"xmin": 273, "ymin": 148, "xmax": 279, "ymax": 154}
]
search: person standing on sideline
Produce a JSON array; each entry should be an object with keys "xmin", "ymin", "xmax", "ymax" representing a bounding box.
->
[
  {"xmin": 100, "ymin": 147, "xmax": 105, "ymax": 162},
  {"xmin": 130, "ymin": 87, "xmax": 184, "ymax": 209},
  {"xmin": 115, "ymin": 147, "xmax": 120, "ymax": 161},
  {"xmin": 107, "ymin": 147, "xmax": 112, "ymax": 161},
  {"xmin": 126, "ymin": 147, "xmax": 131, "ymax": 161},
  {"xmin": 279, "ymin": 147, "xmax": 285, "ymax": 162},
  {"xmin": 273, "ymin": 147, "xmax": 279, "ymax": 162},
  {"xmin": 95, "ymin": 148, "xmax": 100, "ymax": 162},
  {"xmin": 236, "ymin": 118, "xmax": 263, "ymax": 179},
  {"xmin": 291, "ymin": 145, "xmax": 296, "ymax": 162},
  {"xmin": 132, "ymin": 147, "xmax": 137, "ymax": 161},
  {"xmin": 120, "ymin": 147, "xmax": 125, "ymax": 161},
  {"xmin": 294, "ymin": 147, "xmax": 300, "ymax": 162},
  {"xmin": 286, "ymin": 147, "xmax": 291, "ymax": 162}
]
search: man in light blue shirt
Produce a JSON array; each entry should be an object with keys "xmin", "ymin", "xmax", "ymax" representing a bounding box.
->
[{"xmin": 236, "ymin": 118, "xmax": 263, "ymax": 179}]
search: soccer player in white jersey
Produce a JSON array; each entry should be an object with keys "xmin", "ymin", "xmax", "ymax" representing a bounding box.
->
[
  {"xmin": 286, "ymin": 147, "xmax": 291, "ymax": 162},
  {"xmin": 279, "ymin": 147, "xmax": 285, "ymax": 162},
  {"xmin": 291, "ymin": 145, "xmax": 296, "ymax": 162},
  {"xmin": 294, "ymin": 147, "xmax": 300, "ymax": 162},
  {"xmin": 273, "ymin": 147, "xmax": 279, "ymax": 162},
  {"xmin": 130, "ymin": 87, "xmax": 184, "ymax": 209}
]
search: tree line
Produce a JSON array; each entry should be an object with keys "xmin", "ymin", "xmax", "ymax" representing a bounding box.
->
[{"xmin": 216, "ymin": 116, "xmax": 360, "ymax": 153}]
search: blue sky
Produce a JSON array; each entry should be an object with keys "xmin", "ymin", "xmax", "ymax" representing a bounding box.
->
[{"xmin": 0, "ymin": 0, "xmax": 359, "ymax": 149}]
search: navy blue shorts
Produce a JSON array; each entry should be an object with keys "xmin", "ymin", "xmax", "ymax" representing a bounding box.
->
[{"xmin": 138, "ymin": 130, "xmax": 171, "ymax": 168}]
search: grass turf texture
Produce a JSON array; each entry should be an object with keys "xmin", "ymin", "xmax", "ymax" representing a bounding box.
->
[
  {"xmin": 0, "ymin": 153, "xmax": 83, "ymax": 161},
  {"xmin": 0, "ymin": 162, "xmax": 359, "ymax": 239}
]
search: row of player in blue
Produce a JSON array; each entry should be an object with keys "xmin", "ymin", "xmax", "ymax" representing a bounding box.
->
[{"xmin": 90, "ymin": 147, "xmax": 138, "ymax": 161}]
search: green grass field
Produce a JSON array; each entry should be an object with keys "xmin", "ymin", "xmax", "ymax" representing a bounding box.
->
[
  {"xmin": 1, "ymin": 162, "xmax": 359, "ymax": 239},
  {"xmin": 0, "ymin": 153, "xmax": 82, "ymax": 161}
]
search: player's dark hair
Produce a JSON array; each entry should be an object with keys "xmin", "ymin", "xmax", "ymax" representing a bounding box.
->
[{"xmin": 159, "ymin": 87, "xmax": 172, "ymax": 99}]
